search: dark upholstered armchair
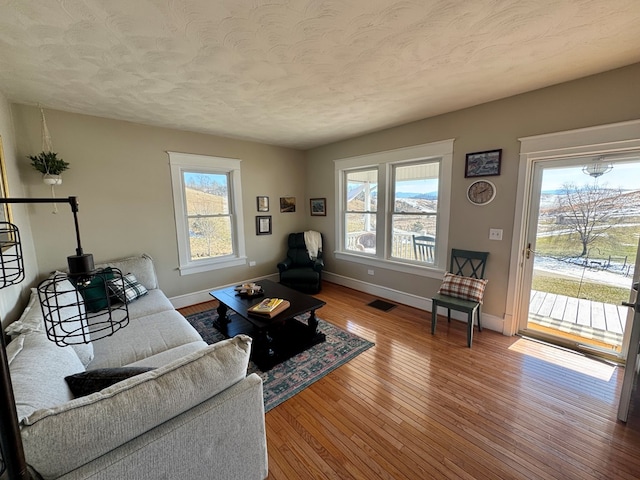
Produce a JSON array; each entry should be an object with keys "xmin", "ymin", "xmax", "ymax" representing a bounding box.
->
[{"xmin": 277, "ymin": 232, "xmax": 324, "ymax": 293}]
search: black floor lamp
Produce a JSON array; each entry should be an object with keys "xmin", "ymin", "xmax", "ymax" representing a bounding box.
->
[{"xmin": 0, "ymin": 196, "xmax": 129, "ymax": 480}]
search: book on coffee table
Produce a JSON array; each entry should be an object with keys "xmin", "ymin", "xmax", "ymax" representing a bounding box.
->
[{"xmin": 248, "ymin": 298, "xmax": 290, "ymax": 318}]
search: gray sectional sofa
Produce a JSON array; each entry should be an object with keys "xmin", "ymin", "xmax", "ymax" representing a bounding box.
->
[{"xmin": 5, "ymin": 254, "xmax": 268, "ymax": 480}]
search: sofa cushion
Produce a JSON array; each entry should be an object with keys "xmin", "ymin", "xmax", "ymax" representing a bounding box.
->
[
  {"xmin": 9, "ymin": 332, "xmax": 84, "ymax": 421},
  {"xmin": 125, "ymin": 341, "xmax": 209, "ymax": 368},
  {"xmin": 6, "ymin": 285, "xmax": 94, "ymax": 367},
  {"xmin": 95, "ymin": 253, "xmax": 158, "ymax": 290},
  {"xmin": 65, "ymin": 367, "xmax": 155, "ymax": 398},
  {"xmin": 437, "ymin": 272, "xmax": 488, "ymax": 304},
  {"xmin": 21, "ymin": 335, "xmax": 252, "ymax": 479},
  {"xmin": 89, "ymin": 309, "xmax": 204, "ymax": 369},
  {"xmin": 125, "ymin": 288, "xmax": 174, "ymax": 318},
  {"xmin": 108, "ymin": 273, "xmax": 148, "ymax": 303}
]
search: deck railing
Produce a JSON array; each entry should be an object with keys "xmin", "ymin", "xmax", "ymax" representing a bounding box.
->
[{"xmin": 345, "ymin": 231, "xmax": 422, "ymax": 260}]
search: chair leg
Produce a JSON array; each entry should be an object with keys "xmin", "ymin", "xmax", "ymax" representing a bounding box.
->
[
  {"xmin": 467, "ymin": 311, "xmax": 473, "ymax": 348},
  {"xmin": 447, "ymin": 308, "xmax": 451, "ymax": 323},
  {"xmin": 477, "ymin": 305, "xmax": 482, "ymax": 331},
  {"xmin": 431, "ymin": 302, "xmax": 437, "ymax": 334}
]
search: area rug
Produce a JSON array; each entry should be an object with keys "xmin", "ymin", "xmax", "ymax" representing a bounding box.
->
[{"xmin": 185, "ymin": 309, "xmax": 374, "ymax": 412}]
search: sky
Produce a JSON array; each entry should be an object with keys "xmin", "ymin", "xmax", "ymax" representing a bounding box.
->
[{"xmin": 542, "ymin": 161, "xmax": 640, "ymax": 191}]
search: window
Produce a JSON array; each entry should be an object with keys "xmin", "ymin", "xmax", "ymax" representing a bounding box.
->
[
  {"xmin": 391, "ymin": 161, "xmax": 439, "ymax": 262},
  {"xmin": 335, "ymin": 140, "xmax": 453, "ymax": 276},
  {"xmin": 169, "ymin": 152, "xmax": 246, "ymax": 275},
  {"xmin": 345, "ymin": 169, "xmax": 378, "ymax": 254}
]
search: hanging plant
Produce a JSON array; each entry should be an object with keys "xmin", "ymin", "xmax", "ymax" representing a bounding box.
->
[{"xmin": 28, "ymin": 151, "xmax": 70, "ymax": 175}]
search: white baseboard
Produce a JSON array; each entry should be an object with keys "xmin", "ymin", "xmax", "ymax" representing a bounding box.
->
[
  {"xmin": 170, "ymin": 271, "xmax": 504, "ymax": 334},
  {"xmin": 323, "ymin": 271, "xmax": 504, "ymax": 333}
]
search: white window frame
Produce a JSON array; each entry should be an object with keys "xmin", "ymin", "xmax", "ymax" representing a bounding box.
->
[
  {"xmin": 168, "ymin": 151, "xmax": 246, "ymax": 275},
  {"xmin": 334, "ymin": 139, "xmax": 454, "ymax": 279}
]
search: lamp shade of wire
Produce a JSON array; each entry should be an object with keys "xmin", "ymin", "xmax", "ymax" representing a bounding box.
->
[
  {"xmin": 37, "ymin": 268, "xmax": 129, "ymax": 346},
  {"xmin": 0, "ymin": 222, "xmax": 25, "ymax": 289}
]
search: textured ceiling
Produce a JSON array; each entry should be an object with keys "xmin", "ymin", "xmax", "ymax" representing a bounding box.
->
[{"xmin": 0, "ymin": 1, "xmax": 639, "ymax": 150}]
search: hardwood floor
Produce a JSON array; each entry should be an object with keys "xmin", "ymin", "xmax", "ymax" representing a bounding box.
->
[{"xmin": 179, "ymin": 281, "xmax": 640, "ymax": 479}]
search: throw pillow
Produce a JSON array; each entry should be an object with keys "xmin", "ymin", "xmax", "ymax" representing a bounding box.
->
[
  {"xmin": 65, "ymin": 367, "xmax": 155, "ymax": 398},
  {"xmin": 437, "ymin": 272, "xmax": 488, "ymax": 304},
  {"xmin": 108, "ymin": 273, "xmax": 148, "ymax": 303},
  {"xmin": 75, "ymin": 267, "xmax": 115, "ymax": 313}
]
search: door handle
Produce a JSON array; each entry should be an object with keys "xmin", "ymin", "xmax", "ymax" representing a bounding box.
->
[{"xmin": 526, "ymin": 243, "xmax": 536, "ymax": 259}]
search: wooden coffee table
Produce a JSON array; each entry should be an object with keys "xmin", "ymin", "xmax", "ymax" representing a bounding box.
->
[{"xmin": 209, "ymin": 279, "xmax": 326, "ymax": 370}]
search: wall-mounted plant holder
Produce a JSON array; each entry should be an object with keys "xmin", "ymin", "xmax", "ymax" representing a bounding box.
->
[{"xmin": 43, "ymin": 174, "xmax": 62, "ymax": 185}]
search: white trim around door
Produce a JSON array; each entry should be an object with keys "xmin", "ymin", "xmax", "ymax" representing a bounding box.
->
[{"xmin": 505, "ymin": 119, "xmax": 640, "ymax": 350}]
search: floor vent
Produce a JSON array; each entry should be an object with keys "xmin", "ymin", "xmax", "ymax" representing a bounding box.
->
[{"xmin": 367, "ymin": 299, "xmax": 397, "ymax": 312}]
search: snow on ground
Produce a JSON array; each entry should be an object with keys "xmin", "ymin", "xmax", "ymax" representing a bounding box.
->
[{"xmin": 534, "ymin": 255, "xmax": 634, "ymax": 288}]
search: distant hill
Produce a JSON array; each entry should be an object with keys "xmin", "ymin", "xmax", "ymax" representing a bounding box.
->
[{"xmin": 395, "ymin": 191, "xmax": 438, "ymax": 200}]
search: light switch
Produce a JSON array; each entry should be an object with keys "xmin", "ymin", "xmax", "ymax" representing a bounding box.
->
[{"xmin": 489, "ymin": 228, "xmax": 503, "ymax": 241}]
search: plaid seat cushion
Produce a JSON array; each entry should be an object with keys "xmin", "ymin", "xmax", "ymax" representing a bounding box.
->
[
  {"xmin": 437, "ymin": 272, "xmax": 488, "ymax": 304},
  {"xmin": 108, "ymin": 273, "xmax": 148, "ymax": 303}
]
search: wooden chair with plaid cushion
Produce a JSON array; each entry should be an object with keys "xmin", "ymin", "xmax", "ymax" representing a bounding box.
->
[{"xmin": 431, "ymin": 249, "xmax": 489, "ymax": 347}]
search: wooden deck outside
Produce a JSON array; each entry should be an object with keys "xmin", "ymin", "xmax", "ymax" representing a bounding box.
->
[{"xmin": 529, "ymin": 290, "xmax": 629, "ymax": 347}]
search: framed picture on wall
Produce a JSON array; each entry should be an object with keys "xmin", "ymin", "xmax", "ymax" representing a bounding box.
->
[
  {"xmin": 465, "ymin": 149, "xmax": 502, "ymax": 178},
  {"xmin": 257, "ymin": 196, "xmax": 269, "ymax": 212},
  {"xmin": 279, "ymin": 196, "xmax": 296, "ymax": 213},
  {"xmin": 310, "ymin": 198, "xmax": 326, "ymax": 216},
  {"xmin": 256, "ymin": 215, "xmax": 272, "ymax": 235}
]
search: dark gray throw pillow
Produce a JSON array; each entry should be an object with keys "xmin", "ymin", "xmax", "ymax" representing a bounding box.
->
[{"xmin": 65, "ymin": 367, "xmax": 155, "ymax": 398}]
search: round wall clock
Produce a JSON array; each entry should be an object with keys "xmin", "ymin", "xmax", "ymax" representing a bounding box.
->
[{"xmin": 467, "ymin": 179, "xmax": 496, "ymax": 205}]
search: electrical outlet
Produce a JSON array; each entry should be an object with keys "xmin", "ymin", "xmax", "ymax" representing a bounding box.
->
[
  {"xmin": 489, "ymin": 228, "xmax": 503, "ymax": 241},
  {"xmin": 249, "ymin": 261, "xmax": 256, "ymax": 267},
  {"xmin": 367, "ymin": 269, "xmax": 374, "ymax": 275}
]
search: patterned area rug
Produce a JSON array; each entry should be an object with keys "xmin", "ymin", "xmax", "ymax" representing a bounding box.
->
[{"xmin": 185, "ymin": 309, "xmax": 374, "ymax": 412}]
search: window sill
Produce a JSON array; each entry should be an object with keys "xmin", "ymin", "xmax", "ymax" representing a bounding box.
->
[
  {"xmin": 178, "ymin": 256, "xmax": 248, "ymax": 276},
  {"xmin": 334, "ymin": 251, "xmax": 446, "ymax": 279}
]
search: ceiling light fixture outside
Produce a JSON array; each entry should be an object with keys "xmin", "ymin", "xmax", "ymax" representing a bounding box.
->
[{"xmin": 582, "ymin": 157, "xmax": 613, "ymax": 178}]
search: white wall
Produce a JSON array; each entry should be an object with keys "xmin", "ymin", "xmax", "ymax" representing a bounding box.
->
[
  {"xmin": 305, "ymin": 63, "xmax": 640, "ymax": 326},
  {"xmin": 11, "ymin": 107, "xmax": 308, "ymax": 300},
  {"xmin": 0, "ymin": 93, "xmax": 38, "ymax": 325}
]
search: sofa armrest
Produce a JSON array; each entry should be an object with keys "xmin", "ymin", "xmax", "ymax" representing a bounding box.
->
[
  {"xmin": 57, "ymin": 374, "xmax": 268, "ymax": 480},
  {"xmin": 277, "ymin": 257, "xmax": 292, "ymax": 272},
  {"xmin": 22, "ymin": 336, "xmax": 252, "ymax": 479}
]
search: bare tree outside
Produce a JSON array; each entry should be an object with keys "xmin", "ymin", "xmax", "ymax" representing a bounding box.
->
[{"xmin": 551, "ymin": 182, "xmax": 626, "ymax": 257}]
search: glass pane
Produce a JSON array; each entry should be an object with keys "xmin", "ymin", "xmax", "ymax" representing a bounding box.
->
[
  {"xmin": 188, "ymin": 217, "xmax": 233, "ymax": 259},
  {"xmin": 346, "ymin": 169, "xmax": 377, "ymax": 212},
  {"xmin": 183, "ymin": 172, "xmax": 229, "ymax": 215},
  {"xmin": 394, "ymin": 163, "xmax": 438, "ymax": 213},
  {"xmin": 345, "ymin": 213, "xmax": 377, "ymax": 253},
  {"xmin": 391, "ymin": 214, "xmax": 437, "ymax": 261}
]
